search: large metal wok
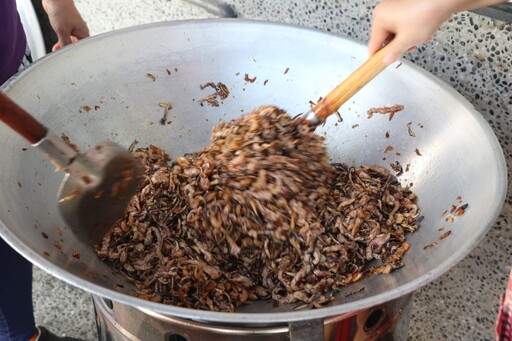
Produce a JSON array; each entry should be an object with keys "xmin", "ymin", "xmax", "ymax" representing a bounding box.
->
[{"xmin": 0, "ymin": 20, "xmax": 506, "ymax": 325}]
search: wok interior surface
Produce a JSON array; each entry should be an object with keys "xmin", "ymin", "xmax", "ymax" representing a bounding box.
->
[{"xmin": 0, "ymin": 20, "xmax": 506, "ymax": 323}]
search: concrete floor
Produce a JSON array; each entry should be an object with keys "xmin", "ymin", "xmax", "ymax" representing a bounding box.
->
[{"xmin": 33, "ymin": 269, "xmax": 97, "ymax": 340}]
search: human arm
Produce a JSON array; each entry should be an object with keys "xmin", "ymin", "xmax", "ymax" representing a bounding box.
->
[
  {"xmin": 42, "ymin": 0, "xmax": 89, "ymax": 51},
  {"xmin": 368, "ymin": 0, "xmax": 508, "ymax": 65}
]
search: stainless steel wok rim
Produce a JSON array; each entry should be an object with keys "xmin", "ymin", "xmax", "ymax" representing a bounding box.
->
[{"xmin": 0, "ymin": 19, "xmax": 508, "ymax": 324}]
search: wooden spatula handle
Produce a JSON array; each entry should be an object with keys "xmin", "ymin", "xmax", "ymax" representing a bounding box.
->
[
  {"xmin": 312, "ymin": 43, "xmax": 393, "ymax": 123},
  {"xmin": 0, "ymin": 92, "xmax": 47, "ymax": 144}
]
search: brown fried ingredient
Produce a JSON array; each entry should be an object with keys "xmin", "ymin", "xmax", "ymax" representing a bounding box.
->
[
  {"xmin": 439, "ymin": 230, "xmax": 452, "ymax": 240},
  {"xmin": 454, "ymin": 204, "xmax": 468, "ymax": 216},
  {"xmin": 407, "ymin": 122, "xmax": 416, "ymax": 137},
  {"xmin": 146, "ymin": 73, "xmax": 156, "ymax": 81},
  {"xmin": 159, "ymin": 103, "xmax": 173, "ymax": 125},
  {"xmin": 244, "ymin": 74, "xmax": 257, "ymax": 83},
  {"xmin": 200, "ymin": 82, "xmax": 230, "ymax": 106},
  {"xmin": 367, "ymin": 104, "xmax": 404, "ymax": 120},
  {"xmin": 128, "ymin": 139, "xmax": 139, "ymax": 153},
  {"xmin": 96, "ymin": 106, "xmax": 420, "ymax": 312},
  {"xmin": 423, "ymin": 242, "xmax": 437, "ymax": 250},
  {"xmin": 61, "ymin": 133, "xmax": 80, "ymax": 153}
]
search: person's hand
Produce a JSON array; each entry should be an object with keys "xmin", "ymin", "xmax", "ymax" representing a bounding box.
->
[
  {"xmin": 42, "ymin": 0, "xmax": 89, "ymax": 51},
  {"xmin": 368, "ymin": 0, "xmax": 506, "ymax": 65},
  {"xmin": 368, "ymin": 0, "xmax": 452, "ymax": 65}
]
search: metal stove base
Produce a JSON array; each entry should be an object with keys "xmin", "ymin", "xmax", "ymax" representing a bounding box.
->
[{"xmin": 93, "ymin": 294, "xmax": 413, "ymax": 341}]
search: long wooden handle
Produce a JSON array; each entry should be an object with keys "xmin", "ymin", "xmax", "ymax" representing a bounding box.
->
[
  {"xmin": 313, "ymin": 43, "xmax": 393, "ymax": 123},
  {"xmin": 0, "ymin": 92, "xmax": 47, "ymax": 144}
]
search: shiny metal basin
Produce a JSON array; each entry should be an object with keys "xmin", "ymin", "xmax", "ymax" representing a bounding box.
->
[{"xmin": 0, "ymin": 19, "xmax": 506, "ymax": 324}]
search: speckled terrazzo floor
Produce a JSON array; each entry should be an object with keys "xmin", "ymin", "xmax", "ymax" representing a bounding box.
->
[{"xmin": 30, "ymin": 1, "xmax": 511, "ymax": 340}]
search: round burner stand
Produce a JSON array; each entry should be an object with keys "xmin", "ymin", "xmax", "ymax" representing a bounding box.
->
[{"xmin": 93, "ymin": 293, "xmax": 413, "ymax": 341}]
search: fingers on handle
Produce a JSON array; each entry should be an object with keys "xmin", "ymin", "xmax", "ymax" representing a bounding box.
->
[
  {"xmin": 368, "ymin": 21, "xmax": 391, "ymax": 56},
  {"xmin": 369, "ymin": 32, "xmax": 404, "ymax": 65},
  {"xmin": 381, "ymin": 36, "xmax": 420, "ymax": 65}
]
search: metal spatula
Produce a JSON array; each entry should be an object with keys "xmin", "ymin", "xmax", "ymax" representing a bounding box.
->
[
  {"xmin": 301, "ymin": 43, "xmax": 394, "ymax": 126},
  {"xmin": 0, "ymin": 92, "xmax": 144, "ymax": 245}
]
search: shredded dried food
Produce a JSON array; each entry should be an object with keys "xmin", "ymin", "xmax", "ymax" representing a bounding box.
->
[
  {"xmin": 453, "ymin": 204, "xmax": 468, "ymax": 216},
  {"xmin": 80, "ymin": 105, "xmax": 91, "ymax": 113},
  {"xmin": 146, "ymin": 73, "xmax": 156, "ymax": 82},
  {"xmin": 244, "ymin": 74, "xmax": 257, "ymax": 83},
  {"xmin": 61, "ymin": 133, "xmax": 80, "ymax": 153},
  {"xmin": 439, "ymin": 230, "xmax": 452, "ymax": 240},
  {"xmin": 367, "ymin": 104, "xmax": 404, "ymax": 120},
  {"xmin": 200, "ymin": 82, "xmax": 230, "ymax": 100},
  {"xmin": 158, "ymin": 103, "xmax": 173, "ymax": 125},
  {"xmin": 96, "ymin": 106, "xmax": 420, "ymax": 312},
  {"xmin": 199, "ymin": 82, "xmax": 229, "ymax": 107},
  {"xmin": 407, "ymin": 122, "xmax": 416, "ymax": 137}
]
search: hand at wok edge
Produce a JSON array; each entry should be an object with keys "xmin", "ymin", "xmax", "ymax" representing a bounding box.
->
[
  {"xmin": 42, "ymin": 0, "xmax": 90, "ymax": 52},
  {"xmin": 368, "ymin": 0, "xmax": 508, "ymax": 65}
]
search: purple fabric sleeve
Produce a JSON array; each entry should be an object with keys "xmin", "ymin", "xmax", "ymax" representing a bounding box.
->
[
  {"xmin": 0, "ymin": 2, "xmax": 34, "ymax": 340},
  {"xmin": 0, "ymin": 0, "xmax": 27, "ymax": 85}
]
